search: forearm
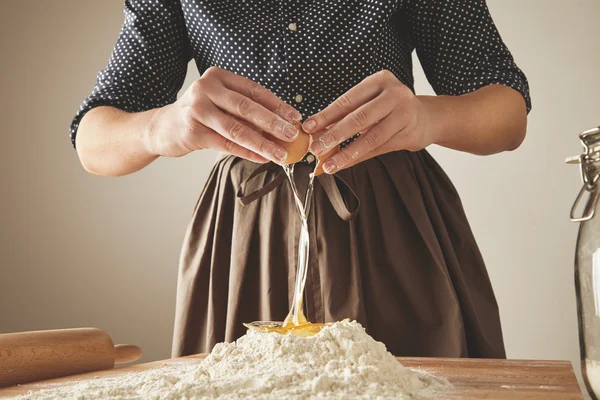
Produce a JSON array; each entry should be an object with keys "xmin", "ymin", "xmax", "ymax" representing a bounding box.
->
[
  {"xmin": 75, "ymin": 106, "xmax": 159, "ymax": 176},
  {"xmin": 420, "ymin": 85, "xmax": 528, "ymax": 156}
]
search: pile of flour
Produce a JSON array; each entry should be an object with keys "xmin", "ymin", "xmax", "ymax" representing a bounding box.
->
[{"xmin": 14, "ymin": 321, "xmax": 451, "ymax": 399}]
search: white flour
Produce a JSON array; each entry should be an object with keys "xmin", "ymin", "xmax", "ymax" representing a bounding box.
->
[{"xmin": 13, "ymin": 321, "xmax": 451, "ymax": 399}]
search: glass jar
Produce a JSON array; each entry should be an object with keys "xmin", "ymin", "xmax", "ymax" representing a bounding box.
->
[{"xmin": 568, "ymin": 126, "xmax": 600, "ymax": 400}]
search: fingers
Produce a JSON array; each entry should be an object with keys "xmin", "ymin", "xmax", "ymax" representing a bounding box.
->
[
  {"xmin": 199, "ymin": 128, "xmax": 270, "ymax": 164},
  {"xmin": 212, "ymin": 68, "xmax": 303, "ymax": 122},
  {"xmin": 209, "ymin": 88, "xmax": 300, "ymax": 143},
  {"xmin": 302, "ymin": 71, "xmax": 388, "ymax": 134},
  {"xmin": 322, "ymin": 148, "xmax": 375, "ymax": 173},
  {"xmin": 200, "ymin": 103, "xmax": 288, "ymax": 163},
  {"xmin": 308, "ymin": 94, "xmax": 393, "ymax": 156},
  {"xmin": 319, "ymin": 115, "xmax": 398, "ymax": 174}
]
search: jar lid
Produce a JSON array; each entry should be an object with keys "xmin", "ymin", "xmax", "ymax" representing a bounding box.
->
[
  {"xmin": 567, "ymin": 127, "xmax": 600, "ymax": 165},
  {"xmin": 568, "ymin": 127, "xmax": 600, "ymax": 222}
]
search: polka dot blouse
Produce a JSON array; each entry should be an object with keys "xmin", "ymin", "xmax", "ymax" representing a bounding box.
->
[{"xmin": 69, "ymin": 0, "xmax": 531, "ymax": 150}]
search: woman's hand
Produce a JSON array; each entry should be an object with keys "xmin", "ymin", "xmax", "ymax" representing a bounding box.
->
[
  {"xmin": 302, "ymin": 70, "xmax": 434, "ymax": 174},
  {"xmin": 146, "ymin": 67, "xmax": 302, "ymax": 164}
]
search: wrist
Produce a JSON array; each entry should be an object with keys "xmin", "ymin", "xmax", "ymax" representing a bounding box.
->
[
  {"xmin": 141, "ymin": 106, "xmax": 171, "ymax": 157},
  {"xmin": 416, "ymin": 95, "xmax": 453, "ymax": 147}
]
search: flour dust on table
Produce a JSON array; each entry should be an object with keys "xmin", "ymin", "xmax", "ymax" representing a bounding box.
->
[{"xmin": 12, "ymin": 321, "xmax": 451, "ymax": 399}]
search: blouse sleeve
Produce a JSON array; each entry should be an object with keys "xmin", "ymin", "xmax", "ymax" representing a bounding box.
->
[
  {"xmin": 406, "ymin": 0, "xmax": 531, "ymax": 112},
  {"xmin": 69, "ymin": 0, "xmax": 192, "ymax": 148}
]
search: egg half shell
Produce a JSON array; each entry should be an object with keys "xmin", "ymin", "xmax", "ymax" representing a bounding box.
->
[
  {"xmin": 267, "ymin": 121, "xmax": 310, "ymax": 165},
  {"xmin": 262, "ymin": 121, "xmax": 340, "ymax": 173}
]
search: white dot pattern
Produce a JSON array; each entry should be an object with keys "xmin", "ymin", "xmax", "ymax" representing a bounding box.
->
[{"xmin": 69, "ymin": 0, "xmax": 531, "ymax": 152}]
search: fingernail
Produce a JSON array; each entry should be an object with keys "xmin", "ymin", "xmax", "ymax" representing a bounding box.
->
[
  {"xmin": 284, "ymin": 124, "xmax": 298, "ymax": 139},
  {"xmin": 323, "ymin": 159, "xmax": 337, "ymax": 174},
  {"xmin": 310, "ymin": 132, "xmax": 335, "ymax": 155},
  {"xmin": 275, "ymin": 147, "xmax": 288, "ymax": 162},
  {"xmin": 290, "ymin": 110, "xmax": 303, "ymax": 121},
  {"xmin": 303, "ymin": 119, "xmax": 317, "ymax": 133},
  {"xmin": 311, "ymin": 139, "xmax": 326, "ymax": 155},
  {"xmin": 321, "ymin": 131, "xmax": 335, "ymax": 147}
]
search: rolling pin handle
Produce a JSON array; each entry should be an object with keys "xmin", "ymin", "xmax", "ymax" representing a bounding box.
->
[{"xmin": 114, "ymin": 344, "xmax": 142, "ymax": 365}]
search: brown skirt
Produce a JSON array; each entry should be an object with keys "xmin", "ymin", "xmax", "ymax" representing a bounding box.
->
[{"xmin": 171, "ymin": 150, "xmax": 506, "ymax": 359}]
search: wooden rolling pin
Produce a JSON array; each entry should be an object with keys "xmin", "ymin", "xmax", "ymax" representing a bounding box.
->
[{"xmin": 0, "ymin": 328, "xmax": 142, "ymax": 387}]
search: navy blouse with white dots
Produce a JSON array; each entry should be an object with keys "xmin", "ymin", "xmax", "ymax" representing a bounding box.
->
[{"xmin": 69, "ymin": 0, "xmax": 531, "ymax": 150}]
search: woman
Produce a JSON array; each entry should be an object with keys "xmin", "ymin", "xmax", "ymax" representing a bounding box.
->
[{"xmin": 72, "ymin": 0, "xmax": 530, "ymax": 358}]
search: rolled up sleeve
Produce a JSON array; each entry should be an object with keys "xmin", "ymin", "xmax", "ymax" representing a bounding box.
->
[
  {"xmin": 69, "ymin": 0, "xmax": 192, "ymax": 148},
  {"xmin": 407, "ymin": 0, "xmax": 531, "ymax": 112}
]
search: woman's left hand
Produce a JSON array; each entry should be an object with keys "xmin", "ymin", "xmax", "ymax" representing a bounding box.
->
[{"xmin": 302, "ymin": 70, "xmax": 435, "ymax": 174}]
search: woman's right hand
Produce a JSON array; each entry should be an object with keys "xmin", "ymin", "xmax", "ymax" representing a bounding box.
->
[{"xmin": 145, "ymin": 67, "xmax": 302, "ymax": 163}]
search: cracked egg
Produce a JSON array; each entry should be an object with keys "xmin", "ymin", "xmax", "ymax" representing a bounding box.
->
[{"xmin": 266, "ymin": 121, "xmax": 338, "ymax": 176}]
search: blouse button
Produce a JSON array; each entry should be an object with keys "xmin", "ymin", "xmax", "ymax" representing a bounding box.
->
[
  {"xmin": 288, "ymin": 23, "xmax": 297, "ymax": 31},
  {"xmin": 295, "ymin": 94, "xmax": 303, "ymax": 103},
  {"xmin": 306, "ymin": 154, "xmax": 315, "ymax": 163}
]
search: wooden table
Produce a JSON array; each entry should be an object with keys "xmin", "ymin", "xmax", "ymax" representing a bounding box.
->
[{"xmin": 0, "ymin": 355, "xmax": 584, "ymax": 399}]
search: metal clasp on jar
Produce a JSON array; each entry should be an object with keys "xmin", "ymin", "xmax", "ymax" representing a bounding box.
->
[{"xmin": 567, "ymin": 127, "xmax": 600, "ymax": 222}]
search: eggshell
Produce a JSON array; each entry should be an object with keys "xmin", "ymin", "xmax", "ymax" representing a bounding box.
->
[
  {"xmin": 314, "ymin": 145, "xmax": 339, "ymax": 176},
  {"xmin": 267, "ymin": 121, "xmax": 310, "ymax": 165},
  {"xmin": 262, "ymin": 120, "xmax": 340, "ymax": 172}
]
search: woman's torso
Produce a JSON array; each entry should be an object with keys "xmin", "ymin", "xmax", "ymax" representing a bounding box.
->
[{"xmin": 180, "ymin": 0, "xmax": 414, "ymax": 118}]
